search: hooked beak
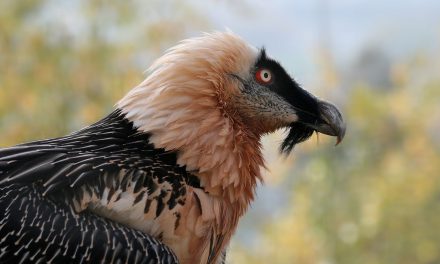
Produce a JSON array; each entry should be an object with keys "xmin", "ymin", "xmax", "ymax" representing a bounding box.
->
[
  {"xmin": 280, "ymin": 99, "xmax": 345, "ymax": 154},
  {"xmin": 304, "ymin": 100, "xmax": 346, "ymax": 145}
]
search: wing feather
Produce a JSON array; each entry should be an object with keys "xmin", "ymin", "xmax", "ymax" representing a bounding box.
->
[
  {"xmin": 0, "ymin": 184, "xmax": 179, "ymax": 264},
  {"xmin": 0, "ymin": 110, "xmax": 202, "ymax": 264}
]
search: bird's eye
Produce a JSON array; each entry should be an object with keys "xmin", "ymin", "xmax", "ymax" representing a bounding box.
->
[{"xmin": 255, "ymin": 68, "xmax": 273, "ymax": 84}]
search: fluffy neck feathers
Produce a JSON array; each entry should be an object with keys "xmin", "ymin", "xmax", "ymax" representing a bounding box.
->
[{"xmin": 117, "ymin": 32, "xmax": 264, "ymax": 209}]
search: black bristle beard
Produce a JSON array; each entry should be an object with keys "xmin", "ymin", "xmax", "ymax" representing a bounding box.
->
[{"xmin": 280, "ymin": 123, "xmax": 315, "ymax": 154}]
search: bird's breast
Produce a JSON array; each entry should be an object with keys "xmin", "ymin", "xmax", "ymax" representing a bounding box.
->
[{"xmin": 80, "ymin": 174, "xmax": 219, "ymax": 264}]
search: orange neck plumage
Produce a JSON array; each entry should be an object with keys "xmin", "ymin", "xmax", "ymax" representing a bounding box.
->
[
  {"xmin": 117, "ymin": 32, "xmax": 265, "ymax": 263},
  {"xmin": 118, "ymin": 32, "xmax": 265, "ymax": 203}
]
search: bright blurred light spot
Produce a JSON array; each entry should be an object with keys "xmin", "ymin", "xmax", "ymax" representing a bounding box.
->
[{"xmin": 338, "ymin": 222, "xmax": 359, "ymax": 244}]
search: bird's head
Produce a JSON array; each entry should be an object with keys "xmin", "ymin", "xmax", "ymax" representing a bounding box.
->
[
  {"xmin": 118, "ymin": 31, "xmax": 345, "ymax": 174},
  {"xmin": 226, "ymin": 48, "xmax": 345, "ymax": 153}
]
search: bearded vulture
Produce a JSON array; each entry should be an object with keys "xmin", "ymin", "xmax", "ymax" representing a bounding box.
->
[{"xmin": 0, "ymin": 32, "xmax": 345, "ymax": 264}]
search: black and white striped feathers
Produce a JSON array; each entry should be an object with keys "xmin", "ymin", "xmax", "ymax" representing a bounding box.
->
[
  {"xmin": 0, "ymin": 109, "xmax": 201, "ymax": 264},
  {"xmin": 0, "ymin": 183, "xmax": 178, "ymax": 264}
]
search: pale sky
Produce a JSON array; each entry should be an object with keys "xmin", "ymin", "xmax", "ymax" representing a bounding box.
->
[{"xmin": 193, "ymin": 0, "xmax": 440, "ymax": 85}]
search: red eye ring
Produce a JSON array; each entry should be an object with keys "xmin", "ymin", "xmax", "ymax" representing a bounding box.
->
[{"xmin": 255, "ymin": 68, "xmax": 273, "ymax": 84}]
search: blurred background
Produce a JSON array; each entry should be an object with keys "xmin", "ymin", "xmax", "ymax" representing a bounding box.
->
[{"xmin": 1, "ymin": 1, "xmax": 440, "ymax": 263}]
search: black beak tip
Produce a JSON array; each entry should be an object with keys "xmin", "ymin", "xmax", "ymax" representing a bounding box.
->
[
  {"xmin": 314, "ymin": 100, "xmax": 346, "ymax": 146},
  {"xmin": 334, "ymin": 123, "xmax": 346, "ymax": 146}
]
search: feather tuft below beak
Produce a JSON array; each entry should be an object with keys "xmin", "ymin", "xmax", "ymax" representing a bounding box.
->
[{"xmin": 280, "ymin": 100, "xmax": 345, "ymax": 154}]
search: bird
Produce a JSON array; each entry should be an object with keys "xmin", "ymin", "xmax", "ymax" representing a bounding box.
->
[{"xmin": 0, "ymin": 32, "xmax": 345, "ymax": 264}]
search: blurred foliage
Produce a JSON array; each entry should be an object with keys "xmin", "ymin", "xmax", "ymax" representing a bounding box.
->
[
  {"xmin": 1, "ymin": 1, "xmax": 440, "ymax": 264},
  {"xmin": 0, "ymin": 0, "xmax": 207, "ymax": 146}
]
